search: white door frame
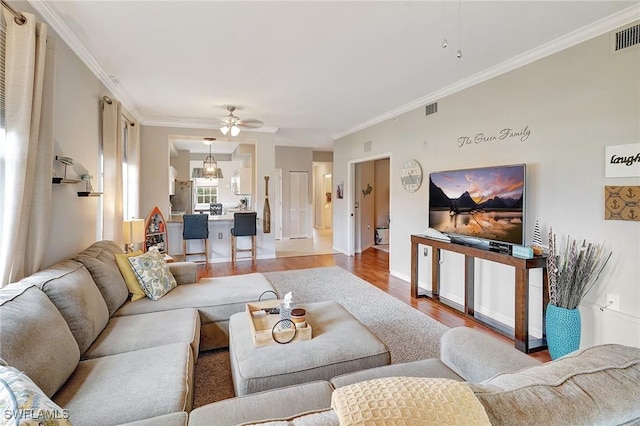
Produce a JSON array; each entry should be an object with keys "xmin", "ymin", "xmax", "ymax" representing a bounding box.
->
[
  {"xmin": 275, "ymin": 168, "xmax": 283, "ymax": 240},
  {"xmin": 347, "ymin": 152, "xmax": 392, "ymax": 257}
]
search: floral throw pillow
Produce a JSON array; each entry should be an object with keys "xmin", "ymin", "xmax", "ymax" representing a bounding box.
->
[
  {"xmin": 0, "ymin": 364, "xmax": 72, "ymax": 425},
  {"xmin": 128, "ymin": 249, "xmax": 177, "ymax": 300}
]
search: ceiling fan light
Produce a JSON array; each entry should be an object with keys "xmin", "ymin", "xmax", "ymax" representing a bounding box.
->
[
  {"xmin": 231, "ymin": 125, "xmax": 240, "ymax": 137},
  {"xmin": 220, "ymin": 125, "xmax": 229, "ymax": 135}
]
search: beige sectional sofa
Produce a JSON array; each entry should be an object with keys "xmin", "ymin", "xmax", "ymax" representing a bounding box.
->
[
  {"xmin": 1, "ymin": 239, "xmax": 639, "ymax": 425},
  {"xmin": 191, "ymin": 327, "xmax": 640, "ymax": 426},
  {"xmin": 0, "ymin": 240, "xmax": 276, "ymax": 425}
]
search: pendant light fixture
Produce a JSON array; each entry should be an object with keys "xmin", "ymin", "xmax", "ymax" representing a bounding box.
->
[
  {"xmin": 456, "ymin": 0, "xmax": 463, "ymax": 59},
  {"xmin": 441, "ymin": 0, "xmax": 462, "ymax": 58},
  {"xmin": 202, "ymin": 137, "xmax": 223, "ymax": 180}
]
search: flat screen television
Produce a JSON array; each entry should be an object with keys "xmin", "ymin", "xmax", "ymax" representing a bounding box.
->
[{"xmin": 429, "ymin": 164, "xmax": 526, "ymax": 246}]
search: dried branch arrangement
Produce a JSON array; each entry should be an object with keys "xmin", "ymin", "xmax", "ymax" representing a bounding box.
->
[{"xmin": 547, "ymin": 227, "xmax": 612, "ymax": 310}]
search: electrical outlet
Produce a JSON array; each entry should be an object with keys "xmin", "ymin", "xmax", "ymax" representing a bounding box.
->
[
  {"xmin": 218, "ymin": 232, "xmax": 223, "ymax": 239},
  {"xmin": 606, "ymin": 293, "xmax": 619, "ymax": 311},
  {"xmin": 423, "ymin": 247, "xmax": 429, "ymax": 256}
]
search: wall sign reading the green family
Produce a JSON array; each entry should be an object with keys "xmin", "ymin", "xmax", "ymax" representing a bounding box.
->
[{"xmin": 457, "ymin": 125, "xmax": 532, "ymax": 148}]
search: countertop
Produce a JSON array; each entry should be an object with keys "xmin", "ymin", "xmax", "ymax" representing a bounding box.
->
[{"xmin": 168, "ymin": 212, "xmax": 256, "ymax": 223}]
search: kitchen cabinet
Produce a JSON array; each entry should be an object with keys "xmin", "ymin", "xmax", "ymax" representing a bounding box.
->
[{"xmin": 231, "ymin": 168, "xmax": 252, "ymax": 195}]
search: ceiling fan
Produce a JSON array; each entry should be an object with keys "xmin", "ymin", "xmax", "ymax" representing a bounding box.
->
[{"xmin": 215, "ymin": 106, "xmax": 263, "ymax": 136}]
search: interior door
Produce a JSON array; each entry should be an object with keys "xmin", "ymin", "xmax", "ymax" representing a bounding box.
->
[{"xmin": 289, "ymin": 171, "xmax": 309, "ymax": 238}]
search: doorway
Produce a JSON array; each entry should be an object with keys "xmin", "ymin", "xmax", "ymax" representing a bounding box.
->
[{"xmin": 347, "ymin": 153, "xmax": 391, "ymax": 258}]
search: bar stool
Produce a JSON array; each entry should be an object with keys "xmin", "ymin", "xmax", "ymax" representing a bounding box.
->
[
  {"xmin": 231, "ymin": 212, "xmax": 257, "ymax": 267},
  {"xmin": 182, "ymin": 214, "xmax": 209, "ymax": 269}
]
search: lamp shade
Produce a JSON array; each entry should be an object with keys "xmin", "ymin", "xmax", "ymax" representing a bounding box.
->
[{"xmin": 123, "ymin": 219, "xmax": 145, "ymax": 244}]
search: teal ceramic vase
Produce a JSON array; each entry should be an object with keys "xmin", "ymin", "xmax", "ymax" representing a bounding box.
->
[{"xmin": 546, "ymin": 303, "xmax": 581, "ymax": 360}]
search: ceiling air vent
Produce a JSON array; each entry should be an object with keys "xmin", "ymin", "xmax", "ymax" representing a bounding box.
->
[
  {"xmin": 425, "ymin": 102, "xmax": 438, "ymax": 116},
  {"xmin": 611, "ymin": 22, "xmax": 640, "ymax": 54}
]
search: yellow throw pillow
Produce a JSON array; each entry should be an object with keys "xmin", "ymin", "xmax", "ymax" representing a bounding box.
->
[
  {"xmin": 115, "ymin": 250, "xmax": 146, "ymax": 301},
  {"xmin": 331, "ymin": 377, "xmax": 490, "ymax": 426}
]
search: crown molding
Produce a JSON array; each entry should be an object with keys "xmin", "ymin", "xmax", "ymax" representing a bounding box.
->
[
  {"xmin": 333, "ymin": 4, "xmax": 640, "ymax": 140},
  {"xmin": 141, "ymin": 119, "xmax": 279, "ymax": 134},
  {"xmin": 28, "ymin": 0, "xmax": 142, "ymax": 121}
]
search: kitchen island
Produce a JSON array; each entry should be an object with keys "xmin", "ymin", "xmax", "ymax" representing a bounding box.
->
[{"xmin": 167, "ymin": 213, "xmax": 261, "ymax": 264}]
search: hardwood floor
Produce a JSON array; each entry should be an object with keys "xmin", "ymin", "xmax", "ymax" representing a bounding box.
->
[{"xmin": 199, "ymin": 248, "xmax": 551, "ymax": 363}]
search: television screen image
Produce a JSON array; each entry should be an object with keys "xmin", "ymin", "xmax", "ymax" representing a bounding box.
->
[{"xmin": 429, "ymin": 164, "xmax": 525, "ymax": 245}]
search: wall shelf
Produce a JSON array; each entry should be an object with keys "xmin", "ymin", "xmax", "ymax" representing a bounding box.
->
[
  {"xmin": 52, "ymin": 177, "xmax": 82, "ymax": 184},
  {"xmin": 52, "ymin": 156, "xmax": 82, "ymax": 184},
  {"xmin": 77, "ymin": 191, "xmax": 103, "ymax": 197}
]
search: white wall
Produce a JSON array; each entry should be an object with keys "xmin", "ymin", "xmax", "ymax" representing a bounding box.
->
[
  {"xmin": 333, "ymin": 30, "xmax": 640, "ymax": 348},
  {"xmin": 170, "ymin": 150, "xmax": 191, "ymax": 182},
  {"xmin": 15, "ymin": 0, "xmax": 107, "ymax": 268}
]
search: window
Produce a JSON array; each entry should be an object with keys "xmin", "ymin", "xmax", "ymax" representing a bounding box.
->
[{"xmin": 196, "ymin": 183, "xmax": 218, "ymax": 204}]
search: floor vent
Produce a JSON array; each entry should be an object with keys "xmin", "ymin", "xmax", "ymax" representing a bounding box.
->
[
  {"xmin": 425, "ymin": 102, "xmax": 438, "ymax": 116},
  {"xmin": 612, "ymin": 22, "xmax": 640, "ymax": 54}
]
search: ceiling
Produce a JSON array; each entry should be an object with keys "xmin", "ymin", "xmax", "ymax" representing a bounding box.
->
[{"xmin": 28, "ymin": 1, "xmax": 639, "ymax": 153}]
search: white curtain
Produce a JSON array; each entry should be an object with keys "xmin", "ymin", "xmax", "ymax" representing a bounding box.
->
[
  {"xmin": 126, "ymin": 117, "xmax": 141, "ymax": 219},
  {"xmin": 0, "ymin": 11, "xmax": 54, "ymax": 286},
  {"xmin": 101, "ymin": 98, "xmax": 123, "ymax": 243}
]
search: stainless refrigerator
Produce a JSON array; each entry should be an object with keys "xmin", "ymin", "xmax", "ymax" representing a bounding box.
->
[{"xmin": 170, "ymin": 181, "xmax": 194, "ymax": 214}]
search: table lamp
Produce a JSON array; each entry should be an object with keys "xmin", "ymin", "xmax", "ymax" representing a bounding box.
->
[{"xmin": 123, "ymin": 219, "xmax": 145, "ymax": 252}]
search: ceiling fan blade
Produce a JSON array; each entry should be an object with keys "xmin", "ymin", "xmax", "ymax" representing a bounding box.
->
[{"xmin": 237, "ymin": 119, "xmax": 263, "ymax": 129}]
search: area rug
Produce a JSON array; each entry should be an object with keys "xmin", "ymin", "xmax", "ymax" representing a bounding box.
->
[{"xmin": 192, "ymin": 266, "xmax": 450, "ymax": 408}]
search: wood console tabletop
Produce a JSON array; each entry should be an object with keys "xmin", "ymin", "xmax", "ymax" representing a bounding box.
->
[{"xmin": 411, "ymin": 234, "xmax": 548, "ymax": 354}]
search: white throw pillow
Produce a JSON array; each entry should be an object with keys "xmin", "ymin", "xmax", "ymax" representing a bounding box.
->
[{"xmin": 0, "ymin": 364, "xmax": 72, "ymax": 425}]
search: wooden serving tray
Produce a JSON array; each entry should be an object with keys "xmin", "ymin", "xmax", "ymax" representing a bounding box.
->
[{"xmin": 246, "ymin": 300, "xmax": 312, "ymax": 348}]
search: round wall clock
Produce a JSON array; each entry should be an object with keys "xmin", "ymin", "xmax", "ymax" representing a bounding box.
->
[{"xmin": 401, "ymin": 159, "xmax": 423, "ymax": 192}]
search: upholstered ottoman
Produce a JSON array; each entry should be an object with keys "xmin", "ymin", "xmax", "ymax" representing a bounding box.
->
[{"xmin": 229, "ymin": 300, "xmax": 390, "ymax": 396}]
